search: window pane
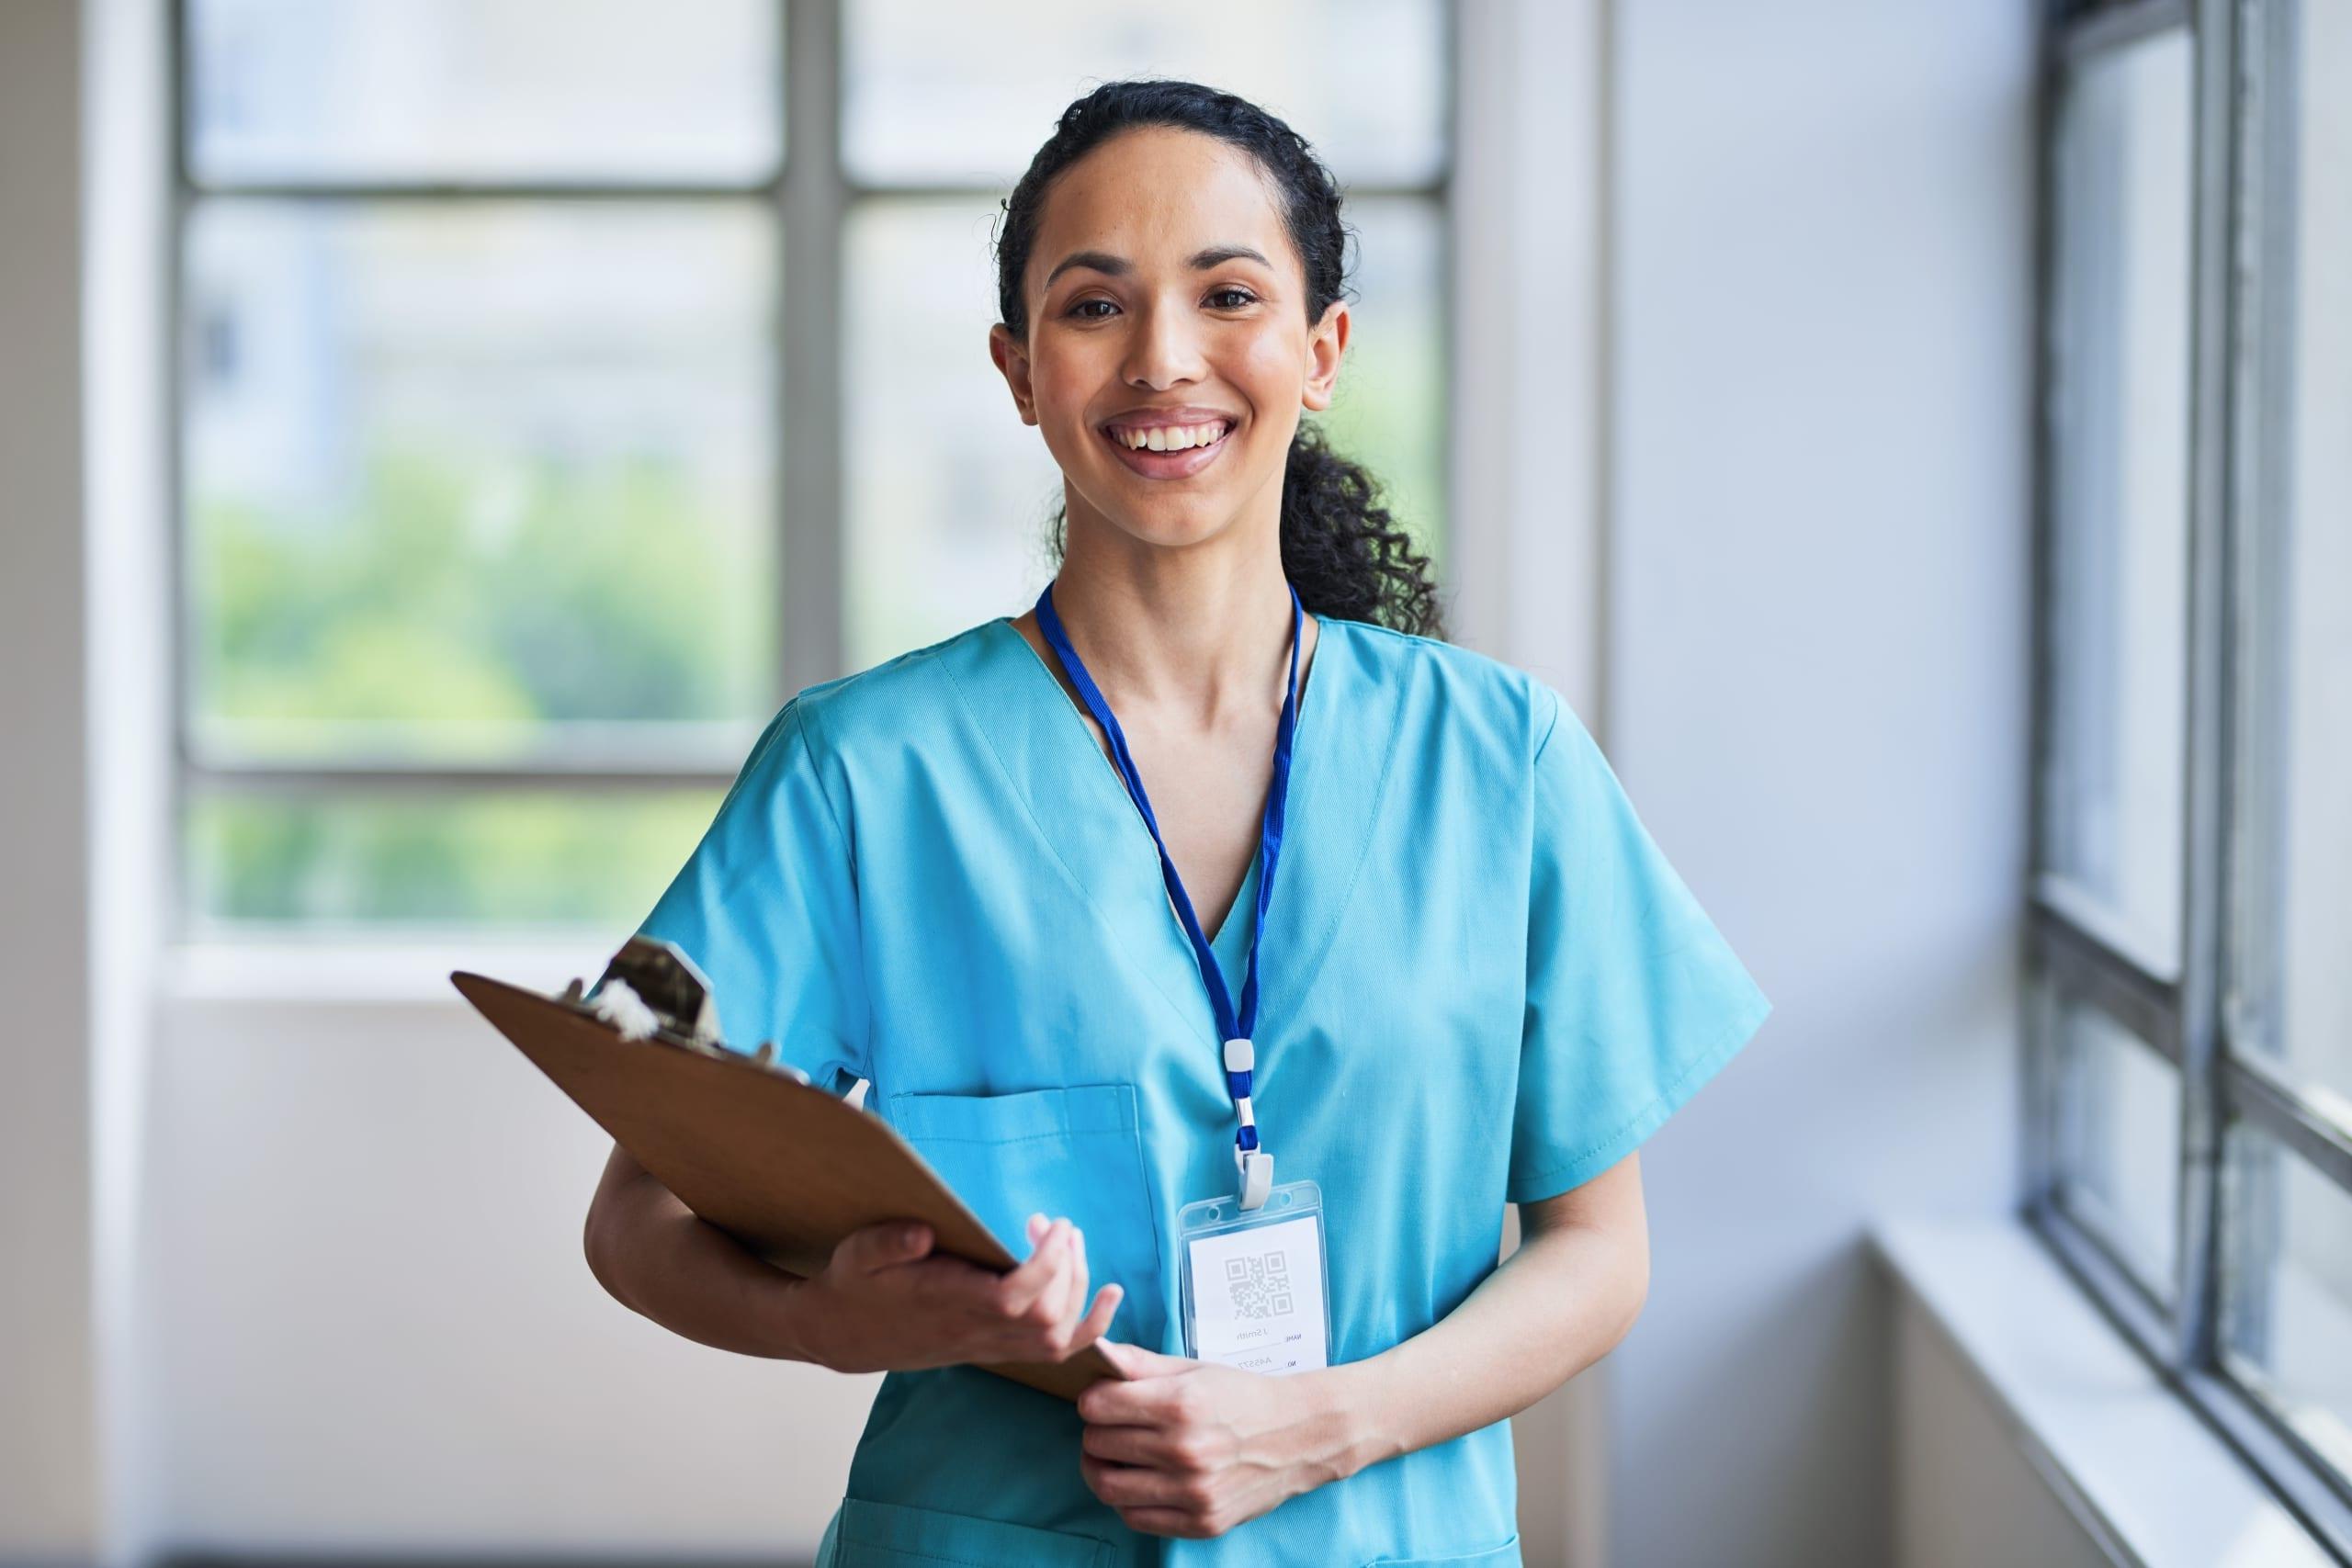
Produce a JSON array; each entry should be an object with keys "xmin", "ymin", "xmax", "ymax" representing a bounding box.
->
[
  {"xmin": 183, "ymin": 785, "xmax": 721, "ymax": 932},
  {"xmin": 2230, "ymin": 0, "xmax": 2352, "ymax": 1107},
  {"xmin": 842, "ymin": 0, "xmax": 1446, "ymax": 188},
  {"xmin": 842, "ymin": 197, "xmax": 1446, "ymax": 667},
  {"xmin": 2221, "ymin": 1122, "xmax": 2352, "ymax": 1483},
  {"xmin": 1317, "ymin": 199, "xmax": 1449, "ymax": 587},
  {"xmin": 187, "ymin": 0, "xmax": 782, "ymax": 186},
  {"xmin": 2052, "ymin": 984, "xmax": 2183, "ymax": 1298},
  {"xmin": 183, "ymin": 200, "xmax": 779, "ymax": 765},
  {"xmin": 2039, "ymin": 28, "xmax": 2194, "ymax": 978}
]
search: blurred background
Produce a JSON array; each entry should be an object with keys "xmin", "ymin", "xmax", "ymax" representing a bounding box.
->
[{"xmin": 3, "ymin": 1, "xmax": 2346, "ymax": 1564}]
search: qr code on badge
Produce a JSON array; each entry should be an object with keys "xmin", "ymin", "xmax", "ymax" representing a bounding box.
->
[{"xmin": 1222, "ymin": 1248, "xmax": 1295, "ymax": 1320}]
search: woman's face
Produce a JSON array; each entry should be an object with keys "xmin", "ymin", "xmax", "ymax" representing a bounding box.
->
[{"xmin": 989, "ymin": 126, "xmax": 1349, "ymax": 553}]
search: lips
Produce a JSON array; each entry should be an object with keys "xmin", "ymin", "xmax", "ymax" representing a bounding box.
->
[{"xmin": 1096, "ymin": 417, "xmax": 1238, "ymax": 480}]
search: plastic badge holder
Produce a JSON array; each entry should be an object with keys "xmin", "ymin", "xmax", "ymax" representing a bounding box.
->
[{"xmin": 1176, "ymin": 1179, "xmax": 1331, "ymax": 1376}]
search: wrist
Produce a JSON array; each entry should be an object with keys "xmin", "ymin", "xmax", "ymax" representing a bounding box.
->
[
  {"xmin": 755, "ymin": 1263, "xmax": 839, "ymax": 1370},
  {"xmin": 1314, "ymin": 1357, "xmax": 1403, "ymax": 1483}
]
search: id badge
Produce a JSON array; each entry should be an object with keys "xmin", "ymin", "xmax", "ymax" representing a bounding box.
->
[{"xmin": 1176, "ymin": 1179, "xmax": 1331, "ymax": 1375}]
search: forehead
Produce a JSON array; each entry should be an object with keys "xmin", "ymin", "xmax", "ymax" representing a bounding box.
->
[{"xmin": 1028, "ymin": 126, "xmax": 1294, "ymax": 287}]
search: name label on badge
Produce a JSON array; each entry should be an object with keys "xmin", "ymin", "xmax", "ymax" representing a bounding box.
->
[{"xmin": 1182, "ymin": 1209, "xmax": 1329, "ymax": 1375}]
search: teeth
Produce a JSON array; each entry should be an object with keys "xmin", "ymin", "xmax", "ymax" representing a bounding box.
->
[{"xmin": 1112, "ymin": 421, "xmax": 1229, "ymax": 452}]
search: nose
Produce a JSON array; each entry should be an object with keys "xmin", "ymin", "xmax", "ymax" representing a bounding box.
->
[{"xmin": 1120, "ymin": 292, "xmax": 1206, "ymax": 391}]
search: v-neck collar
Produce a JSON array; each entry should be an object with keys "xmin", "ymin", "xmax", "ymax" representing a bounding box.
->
[
  {"xmin": 1207, "ymin": 838, "xmax": 1260, "ymax": 960},
  {"xmin": 944, "ymin": 609, "xmax": 1401, "ymax": 1054}
]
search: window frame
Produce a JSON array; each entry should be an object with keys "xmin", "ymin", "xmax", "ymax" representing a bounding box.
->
[
  {"xmin": 163, "ymin": 0, "xmax": 1458, "ymax": 938},
  {"xmin": 2025, "ymin": 0, "xmax": 2352, "ymax": 1555}
]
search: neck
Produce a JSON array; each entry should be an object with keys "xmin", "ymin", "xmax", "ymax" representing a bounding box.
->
[{"xmin": 1047, "ymin": 517, "xmax": 1309, "ymax": 728}]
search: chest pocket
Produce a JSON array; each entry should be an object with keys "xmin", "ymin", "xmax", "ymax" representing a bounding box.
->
[{"xmin": 881, "ymin": 1082, "xmax": 1169, "ymax": 1356}]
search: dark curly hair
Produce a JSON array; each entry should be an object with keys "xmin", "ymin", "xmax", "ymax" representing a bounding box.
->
[{"xmin": 992, "ymin": 78, "xmax": 1447, "ymax": 640}]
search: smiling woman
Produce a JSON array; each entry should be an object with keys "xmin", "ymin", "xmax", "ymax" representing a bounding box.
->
[
  {"xmin": 986, "ymin": 85, "xmax": 1444, "ymax": 636},
  {"xmin": 594, "ymin": 75, "xmax": 1770, "ymax": 1568}
]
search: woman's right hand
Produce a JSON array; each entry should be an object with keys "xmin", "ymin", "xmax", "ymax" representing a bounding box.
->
[{"xmin": 796, "ymin": 1212, "xmax": 1125, "ymax": 1375}]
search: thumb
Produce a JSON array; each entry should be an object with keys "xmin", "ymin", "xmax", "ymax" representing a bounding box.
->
[
  {"xmin": 1096, "ymin": 1338, "xmax": 1193, "ymax": 1379},
  {"xmin": 844, "ymin": 1219, "xmax": 932, "ymax": 1273}
]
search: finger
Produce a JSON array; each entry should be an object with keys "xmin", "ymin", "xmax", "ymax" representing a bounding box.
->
[
  {"xmin": 1076, "ymin": 1360, "xmax": 1190, "ymax": 1426},
  {"xmin": 1079, "ymin": 1452, "xmax": 1198, "ymax": 1510},
  {"xmin": 992, "ymin": 1217, "xmax": 1074, "ymax": 1323},
  {"xmin": 845, "ymin": 1220, "xmax": 933, "ymax": 1274},
  {"xmin": 897, "ymin": 1251, "xmax": 1005, "ymax": 1313},
  {"xmin": 1080, "ymin": 1419, "xmax": 1181, "ymax": 1468},
  {"xmin": 1057, "ymin": 1224, "xmax": 1091, "ymax": 1332},
  {"xmin": 1059, "ymin": 1282, "xmax": 1123, "ymax": 1359},
  {"xmin": 1116, "ymin": 1506, "xmax": 1204, "ymax": 1540}
]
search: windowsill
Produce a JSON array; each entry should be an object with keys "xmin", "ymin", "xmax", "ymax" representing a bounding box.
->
[{"xmin": 1869, "ymin": 1216, "xmax": 2336, "ymax": 1568}]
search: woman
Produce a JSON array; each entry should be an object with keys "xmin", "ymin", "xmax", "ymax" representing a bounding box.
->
[{"xmin": 584, "ymin": 79, "xmax": 1770, "ymax": 1567}]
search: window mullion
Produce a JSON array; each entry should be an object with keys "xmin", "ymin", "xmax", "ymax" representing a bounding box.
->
[
  {"xmin": 2173, "ymin": 0, "xmax": 2243, "ymax": 1376},
  {"xmin": 781, "ymin": 0, "xmax": 846, "ymax": 692},
  {"xmin": 2033, "ymin": 903, "xmax": 2186, "ymax": 1061}
]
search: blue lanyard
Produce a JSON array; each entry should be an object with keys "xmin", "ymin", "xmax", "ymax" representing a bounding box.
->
[{"xmin": 1033, "ymin": 579, "xmax": 1303, "ymax": 1204}]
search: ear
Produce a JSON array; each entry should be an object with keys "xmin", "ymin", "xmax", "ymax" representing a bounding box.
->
[
  {"xmin": 1300, "ymin": 298, "xmax": 1351, "ymax": 414},
  {"xmin": 989, "ymin": 321, "xmax": 1039, "ymax": 426}
]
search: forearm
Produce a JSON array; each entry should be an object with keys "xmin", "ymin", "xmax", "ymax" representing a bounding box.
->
[
  {"xmin": 585, "ymin": 1166, "xmax": 828, "ymax": 1366},
  {"xmin": 1319, "ymin": 1213, "xmax": 1646, "ymax": 1478}
]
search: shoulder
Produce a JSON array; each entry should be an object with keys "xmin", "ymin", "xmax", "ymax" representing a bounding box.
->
[
  {"xmin": 1324, "ymin": 615, "xmax": 1575, "ymax": 767},
  {"xmin": 774, "ymin": 616, "xmax": 1003, "ymax": 761}
]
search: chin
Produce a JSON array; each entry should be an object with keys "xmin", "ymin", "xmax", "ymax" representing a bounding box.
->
[{"xmin": 1094, "ymin": 500, "xmax": 1238, "ymax": 550}]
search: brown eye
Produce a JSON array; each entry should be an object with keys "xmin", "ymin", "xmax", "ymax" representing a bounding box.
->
[
  {"xmin": 1068, "ymin": 298, "xmax": 1117, "ymax": 320},
  {"xmin": 1208, "ymin": 288, "xmax": 1258, "ymax": 309}
]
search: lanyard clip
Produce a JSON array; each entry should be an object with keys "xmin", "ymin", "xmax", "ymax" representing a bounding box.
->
[
  {"xmin": 1235, "ymin": 1147, "xmax": 1274, "ymax": 1211},
  {"xmin": 1225, "ymin": 1036, "xmax": 1272, "ymax": 1208}
]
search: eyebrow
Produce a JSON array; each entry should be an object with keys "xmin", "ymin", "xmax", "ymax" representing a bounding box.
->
[{"xmin": 1041, "ymin": 243, "xmax": 1272, "ymax": 291}]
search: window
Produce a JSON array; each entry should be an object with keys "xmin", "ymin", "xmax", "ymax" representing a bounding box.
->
[
  {"xmin": 2028, "ymin": 0, "xmax": 2352, "ymax": 1548},
  {"xmin": 173, "ymin": 0, "xmax": 1453, "ymax": 938}
]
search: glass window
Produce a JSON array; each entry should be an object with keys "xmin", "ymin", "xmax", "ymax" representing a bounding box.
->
[
  {"xmin": 183, "ymin": 200, "xmax": 781, "ymax": 768},
  {"xmin": 2221, "ymin": 1122, "xmax": 2352, "ymax": 1484},
  {"xmin": 183, "ymin": 785, "xmax": 724, "ymax": 935},
  {"xmin": 187, "ymin": 0, "xmax": 783, "ymax": 186},
  {"xmin": 2228, "ymin": 0, "xmax": 2352, "ymax": 1109},
  {"xmin": 841, "ymin": 0, "xmax": 1446, "ymax": 188},
  {"xmin": 2031, "ymin": 0, "xmax": 2352, "ymax": 1528},
  {"xmin": 2039, "ymin": 27, "xmax": 2194, "ymax": 979},
  {"xmin": 174, "ymin": 2, "xmax": 1454, "ymax": 935},
  {"xmin": 842, "ymin": 198, "xmax": 1064, "ymax": 667},
  {"xmin": 2052, "ymin": 985, "xmax": 2183, "ymax": 1299}
]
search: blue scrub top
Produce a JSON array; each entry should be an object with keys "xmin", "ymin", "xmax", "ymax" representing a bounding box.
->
[{"xmin": 635, "ymin": 611, "xmax": 1771, "ymax": 1568}]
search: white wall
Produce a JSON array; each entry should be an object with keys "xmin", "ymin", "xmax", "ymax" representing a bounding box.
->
[
  {"xmin": 137, "ymin": 963, "xmax": 877, "ymax": 1560},
  {"xmin": 0, "ymin": 0, "xmax": 101, "ymax": 1558},
  {"xmin": 1607, "ymin": 4, "xmax": 2037, "ymax": 1564}
]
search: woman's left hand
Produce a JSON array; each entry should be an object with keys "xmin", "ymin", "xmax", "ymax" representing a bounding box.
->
[{"xmin": 1075, "ymin": 1340, "xmax": 1360, "ymax": 1539}]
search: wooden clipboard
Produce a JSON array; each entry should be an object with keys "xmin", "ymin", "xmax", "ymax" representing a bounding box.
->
[{"xmin": 450, "ymin": 970, "xmax": 1124, "ymax": 1402}]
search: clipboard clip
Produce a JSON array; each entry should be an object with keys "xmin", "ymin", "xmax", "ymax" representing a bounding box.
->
[{"xmin": 566, "ymin": 935, "xmax": 808, "ymax": 1083}]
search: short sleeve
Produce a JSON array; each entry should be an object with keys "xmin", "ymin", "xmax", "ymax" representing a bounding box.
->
[
  {"xmin": 631, "ymin": 697, "xmax": 871, "ymax": 1098},
  {"xmin": 1508, "ymin": 685, "xmax": 1772, "ymax": 1202}
]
